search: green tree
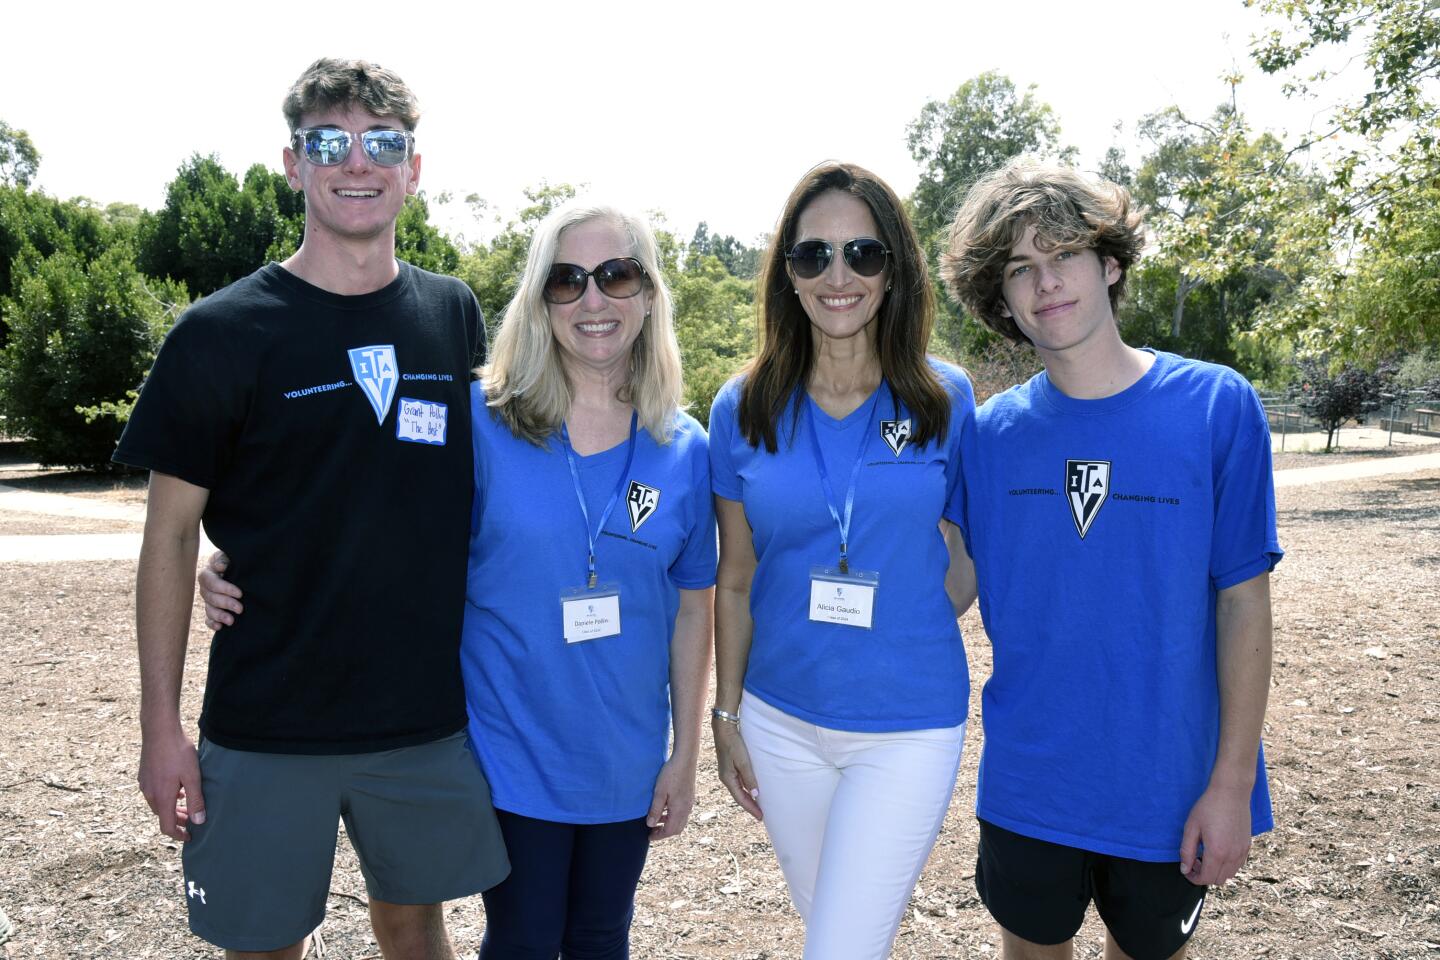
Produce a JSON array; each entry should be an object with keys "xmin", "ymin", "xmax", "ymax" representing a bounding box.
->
[
  {"xmin": 0, "ymin": 121, "xmax": 40, "ymax": 188},
  {"xmin": 907, "ymin": 72, "xmax": 1074, "ymax": 243},
  {"xmin": 1245, "ymin": 0, "xmax": 1440, "ymax": 359},
  {"xmin": 905, "ymin": 72, "xmax": 1075, "ymax": 360},
  {"xmin": 668, "ymin": 254, "xmax": 755, "ymax": 425},
  {"xmin": 1125, "ymin": 101, "xmax": 1318, "ymax": 370},
  {"xmin": 1260, "ymin": 180, "xmax": 1440, "ymax": 361},
  {"xmin": 1250, "ymin": 0, "xmax": 1439, "ymax": 231},
  {"xmin": 0, "ymin": 189, "xmax": 118, "ymax": 345},
  {"xmin": 139, "ymin": 156, "xmax": 303, "ymax": 296},
  {"xmin": 687, "ymin": 222, "xmax": 761, "ymax": 280},
  {"xmin": 394, "ymin": 193, "xmax": 461, "ymax": 276},
  {"xmin": 0, "ymin": 247, "xmax": 186, "ymax": 467},
  {"xmin": 458, "ymin": 183, "xmax": 578, "ymax": 326}
]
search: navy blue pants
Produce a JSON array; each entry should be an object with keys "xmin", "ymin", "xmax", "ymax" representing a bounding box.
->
[{"xmin": 479, "ymin": 810, "xmax": 651, "ymax": 960}]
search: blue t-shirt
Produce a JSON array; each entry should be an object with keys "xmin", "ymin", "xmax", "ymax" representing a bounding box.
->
[
  {"xmin": 708, "ymin": 361, "xmax": 975, "ymax": 732},
  {"xmin": 950, "ymin": 350, "xmax": 1283, "ymax": 861},
  {"xmin": 461, "ymin": 384, "xmax": 717, "ymax": 823}
]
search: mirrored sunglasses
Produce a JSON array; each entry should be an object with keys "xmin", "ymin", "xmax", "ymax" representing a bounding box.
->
[
  {"xmin": 543, "ymin": 257, "xmax": 649, "ymax": 305},
  {"xmin": 786, "ymin": 237, "xmax": 890, "ymax": 279},
  {"xmin": 292, "ymin": 127, "xmax": 415, "ymax": 167}
]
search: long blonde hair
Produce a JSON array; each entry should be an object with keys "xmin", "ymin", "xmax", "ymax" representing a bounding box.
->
[{"xmin": 483, "ymin": 202, "xmax": 683, "ymax": 445}]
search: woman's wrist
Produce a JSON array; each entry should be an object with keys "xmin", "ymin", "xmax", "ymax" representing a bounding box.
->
[{"xmin": 711, "ymin": 706, "xmax": 741, "ymax": 726}]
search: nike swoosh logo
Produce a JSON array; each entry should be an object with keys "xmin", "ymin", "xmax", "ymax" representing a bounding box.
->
[{"xmin": 1180, "ymin": 894, "xmax": 1204, "ymax": 934}]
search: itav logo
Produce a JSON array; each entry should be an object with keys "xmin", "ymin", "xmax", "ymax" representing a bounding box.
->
[
  {"xmin": 1065, "ymin": 460, "xmax": 1111, "ymax": 539},
  {"xmin": 348, "ymin": 344, "xmax": 398, "ymax": 424},
  {"xmin": 626, "ymin": 481, "xmax": 660, "ymax": 532},
  {"xmin": 880, "ymin": 418, "xmax": 913, "ymax": 456}
]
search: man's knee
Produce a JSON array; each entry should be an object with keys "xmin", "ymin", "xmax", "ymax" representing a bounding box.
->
[{"xmin": 369, "ymin": 899, "xmax": 452, "ymax": 960}]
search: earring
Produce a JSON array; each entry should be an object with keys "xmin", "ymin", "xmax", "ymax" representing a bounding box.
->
[
  {"xmin": 885, "ymin": 280, "xmax": 893, "ymax": 292},
  {"xmin": 644, "ymin": 308, "xmax": 652, "ymax": 320}
]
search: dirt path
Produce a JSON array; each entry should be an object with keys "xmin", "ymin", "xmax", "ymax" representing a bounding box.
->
[{"xmin": 1, "ymin": 462, "xmax": 1437, "ymax": 958}]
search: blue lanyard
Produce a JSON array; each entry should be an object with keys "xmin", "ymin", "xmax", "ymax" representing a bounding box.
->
[
  {"xmin": 803, "ymin": 387, "xmax": 882, "ymax": 573},
  {"xmin": 560, "ymin": 411, "xmax": 638, "ymax": 589}
]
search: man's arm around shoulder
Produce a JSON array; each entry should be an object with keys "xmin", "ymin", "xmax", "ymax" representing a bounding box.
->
[
  {"xmin": 1180, "ymin": 571, "xmax": 1273, "ymax": 885},
  {"xmin": 136, "ymin": 472, "xmax": 210, "ymax": 841}
]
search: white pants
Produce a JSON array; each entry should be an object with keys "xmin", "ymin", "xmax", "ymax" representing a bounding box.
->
[{"xmin": 740, "ymin": 691, "xmax": 966, "ymax": 960}]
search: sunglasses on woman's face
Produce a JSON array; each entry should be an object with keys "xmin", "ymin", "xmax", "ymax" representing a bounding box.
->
[
  {"xmin": 292, "ymin": 127, "xmax": 415, "ymax": 167},
  {"xmin": 543, "ymin": 257, "xmax": 649, "ymax": 305},
  {"xmin": 786, "ymin": 237, "xmax": 890, "ymax": 279}
]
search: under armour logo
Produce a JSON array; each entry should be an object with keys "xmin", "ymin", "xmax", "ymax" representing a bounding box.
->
[
  {"xmin": 1065, "ymin": 460, "xmax": 1111, "ymax": 539},
  {"xmin": 187, "ymin": 881, "xmax": 207, "ymax": 905}
]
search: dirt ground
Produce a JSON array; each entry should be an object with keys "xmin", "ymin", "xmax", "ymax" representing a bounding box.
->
[{"xmin": 1, "ymin": 454, "xmax": 1437, "ymax": 959}]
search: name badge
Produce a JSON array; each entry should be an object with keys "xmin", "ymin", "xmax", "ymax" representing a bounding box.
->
[
  {"xmin": 396, "ymin": 397, "xmax": 448, "ymax": 445},
  {"xmin": 808, "ymin": 566, "xmax": 878, "ymax": 630},
  {"xmin": 560, "ymin": 584, "xmax": 622, "ymax": 643}
]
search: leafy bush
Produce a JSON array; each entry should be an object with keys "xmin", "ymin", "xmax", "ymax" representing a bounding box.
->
[{"xmin": 0, "ymin": 247, "xmax": 185, "ymax": 468}]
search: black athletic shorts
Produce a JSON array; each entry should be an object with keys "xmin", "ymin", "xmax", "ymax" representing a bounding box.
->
[{"xmin": 975, "ymin": 819, "xmax": 1207, "ymax": 960}]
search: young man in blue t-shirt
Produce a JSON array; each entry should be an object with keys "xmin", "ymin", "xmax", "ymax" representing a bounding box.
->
[{"xmin": 939, "ymin": 159, "xmax": 1282, "ymax": 960}]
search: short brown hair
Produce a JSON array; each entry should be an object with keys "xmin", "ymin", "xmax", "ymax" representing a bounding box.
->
[
  {"xmin": 940, "ymin": 159, "xmax": 1144, "ymax": 344},
  {"xmin": 282, "ymin": 58, "xmax": 421, "ymax": 132}
]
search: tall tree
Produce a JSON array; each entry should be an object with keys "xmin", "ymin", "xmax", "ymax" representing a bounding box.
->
[
  {"xmin": 0, "ymin": 121, "xmax": 39, "ymax": 189},
  {"xmin": 907, "ymin": 72, "xmax": 1074, "ymax": 244},
  {"xmin": 668, "ymin": 253, "xmax": 754, "ymax": 426},
  {"xmin": 1129, "ymin": 101, "xmax": 1316, "ymax": 359},
  {"xmin": 459, "ymin": 183, "xmax": 578, "ymax": 325},
  {"xmin": 906, "ymin": 72, "xmax": 1075, "ymax": 360},
  {"xmin": 1245, "ymin": 0, "xmax": 1440, "ymax": 360},
  {"xmin": 1250, "ymin": 0, "xmax": 1439, "ymax": 232},
  {"xmin": 138, "ymin": 156, "xmax": 303, "ymax": 297}
]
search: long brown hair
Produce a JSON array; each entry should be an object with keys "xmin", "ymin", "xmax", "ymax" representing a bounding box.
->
[{"xmin": 738, "ymin": 162, "xmax": 950, "ymax": 452}]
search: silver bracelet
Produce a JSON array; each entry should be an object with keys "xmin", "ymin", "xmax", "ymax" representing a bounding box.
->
[{"xmin": 711, "ymin": 707, "xmax": 741, "ymax": 725}]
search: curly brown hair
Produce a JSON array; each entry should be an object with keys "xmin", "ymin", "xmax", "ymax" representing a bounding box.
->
[{"xmin": 939, "ymin": 159, "xmax": 1145, "ymax": 344}]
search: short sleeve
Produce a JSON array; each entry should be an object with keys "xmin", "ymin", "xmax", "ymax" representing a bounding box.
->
[
  {"xmin": 937, "ymin": 363, "xmax": 976, "ymax": 521},
  {"xmin": 707, "ymin": 379, "xmax": 744, "ymax": 501},
  {"xmin": 670, "ymin": 422, "xmax": 719, "ymax": 589},
  {"xmin": 112, "ymin": 309, "xmax": 244, "ymax": 489},
  {"xmin": 945, "ymin": 407, "xmax": 979, "ymax": 557},
  {"xmin": 1210, "ymin": 377, "xmax": 1284, "ymax": 589},
  {"xmin": 465, "ymin": 288, "xmax": 487, "ymax": 370}
]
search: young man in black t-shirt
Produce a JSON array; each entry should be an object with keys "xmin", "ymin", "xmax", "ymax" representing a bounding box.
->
[{"xmin": 116, "ymin": 59, "xmax": 507, "ymax": 959}]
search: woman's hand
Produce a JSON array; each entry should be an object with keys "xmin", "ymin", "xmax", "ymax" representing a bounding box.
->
[
  {"xmin": 197, "ymin": 551, "xmax": 243, "ymax": 630},
  {"xmin": 713, "ymin": 717, "xmax": 762, "ymax": 820},
  {"xmin": 647, "ymin": 755, "xmax": 697, "ymax": 840}
]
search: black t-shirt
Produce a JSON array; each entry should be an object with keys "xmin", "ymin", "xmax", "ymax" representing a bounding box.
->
[{"xmin": 115, "ymin": 261, "xmax": 485, "ymax": 754}]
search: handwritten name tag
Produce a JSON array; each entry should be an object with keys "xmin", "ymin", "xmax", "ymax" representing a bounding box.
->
[{"xmin": 396, "ymin": 397, "xmax": 448, "ymax": 445}]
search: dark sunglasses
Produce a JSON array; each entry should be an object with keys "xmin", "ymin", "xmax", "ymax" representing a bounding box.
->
[
  {"xmin": 543, "ymin": 257, "xmax": 649, "ymax": 305},
  {"xmin": 292, "ymin": 127, "xmax": 415, "ymax": 167},
  {"xmin": 786, "ymin": 237, "xmax": 890, "ymax": 279}
]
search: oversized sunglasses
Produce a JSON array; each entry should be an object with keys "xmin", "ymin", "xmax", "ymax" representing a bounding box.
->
[
  {"xmin": 543, "ymin": 257, "xmax": 649, "ymax": 305},
  {"xmin": 292, "ymin": 127, "xmax": 415, "ymax": 167},
  {"xmin": 786, "ymin": 237, "xmax": 890, "ymax": 279}
]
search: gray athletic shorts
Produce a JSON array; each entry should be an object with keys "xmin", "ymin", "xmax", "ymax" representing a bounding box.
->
[{"xmin": 181, "ymin": 731, "xmax": 509, "ymax": 952}]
